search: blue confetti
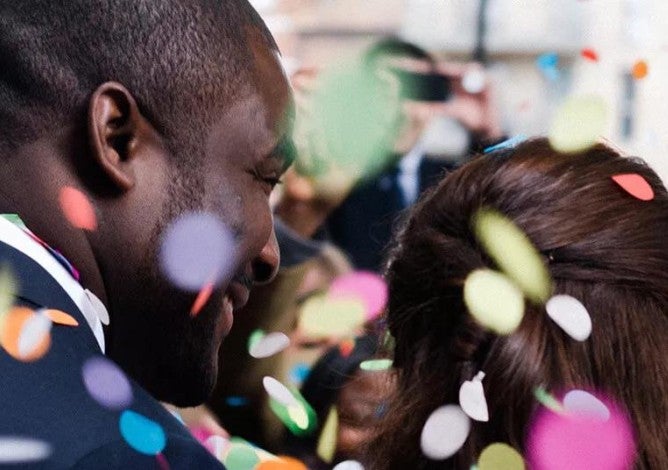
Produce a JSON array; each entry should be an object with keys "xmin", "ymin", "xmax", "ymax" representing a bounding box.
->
[
  {"xmin": 483, "ymin": 135, "xmax": 527, "ymax": 154},
  {"xmin": 225, "ymin": 396, "xmax": 249, "ymax": 407},
  {"xmin": 289, "ymin": 363, "xmax": 311, "ymax": 385},
  {"xmin": 536, "ymin": 53, "xmax": 560, "ymax": 81},
  {"xmin": 119, "ymin": 410, "xmax": 166, "ymax": 456}
]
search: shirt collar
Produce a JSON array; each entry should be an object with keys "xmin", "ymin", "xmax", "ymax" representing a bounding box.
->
[{"xmin": 0, "ymin": 215, "xmax": 106, "ymax": 352}]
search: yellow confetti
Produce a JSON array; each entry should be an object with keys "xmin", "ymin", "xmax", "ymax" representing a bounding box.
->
[
  {"xmin": 316, "ymin": 407, "xmax": 338, "ymax": 464},
  {"xmin": 548, "ymin": 95, "xmax": 607, "ymax": 154},
  {"xmin": 478, "ymin": 443, "xmax": 525, "ymax": 470},
  {"xmin": 464, "ymin": 269, "xmax": 525, "ymax": 335},
  {"xmin": 473, "ymin": 209, "xmax": 552, "ymax": 304},
  {"xmin": 299, "ymin": 295, "xmax": 365, "ymax": 339}
]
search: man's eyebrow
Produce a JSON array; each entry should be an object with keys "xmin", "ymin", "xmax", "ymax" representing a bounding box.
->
[{"xmin": 267, "ymin": 134, "xmax": 297, "ymax": 172}]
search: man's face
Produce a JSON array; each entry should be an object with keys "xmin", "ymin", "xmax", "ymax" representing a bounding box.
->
[{"xmin": 101, "ymin": 33, "xmax": 294, "ymax": 406}]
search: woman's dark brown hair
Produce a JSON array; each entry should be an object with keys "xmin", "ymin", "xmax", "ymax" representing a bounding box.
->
[{"xmin": 367, "ymin": 138, "xmax": 668, "ymax": 469}]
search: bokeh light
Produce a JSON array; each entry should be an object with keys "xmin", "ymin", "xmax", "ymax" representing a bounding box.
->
[{"xmin": 58, "ymin": 186, "xmax": 97, "ymax": 231}]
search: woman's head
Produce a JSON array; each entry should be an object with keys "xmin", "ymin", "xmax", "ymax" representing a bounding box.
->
[{"xmin": 369, "ymin": 138, "xmax": 668, "ymax": 468}]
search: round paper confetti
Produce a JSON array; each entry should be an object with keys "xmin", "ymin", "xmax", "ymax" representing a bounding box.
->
[
  {"xmin": 59, "ymin": 186, "xmax": 97, "ymax": 231},
  {"xmin": 82, "ymin": 356, "xmax": 133, "ymax": 409},
  {"xmin": 563, "ymin": 390, "xmax": 610, "ymax": 422},
  {"xmin": 204, "ymin": 435, "xmax": 229, "ymax": 461},
  {"xmin": 156, "ymin": 453, "xmax": 170, "ymax": 470},
  {"xmin": 632, "ymin": 60, "xmax": 648, "ymax": 80},
  {"xmin": 299, "ymin": 295, "xmax": 365, "ymax": 339},
  {"xmin": 464, "ymin": 270, "xmax": 525, "ymax": 335},
  {"xmin": 473, "ymin": 209, "xmax": 552, "ymax": 304},
  {"xmin": 250, "ymin": 332, "xmax": 290, "ymax": 358},
  {"xmin": 257, "ymin": 456, "xmax": 308, "ymax": 470},
  {"xmin": 611, "ymin": 174, "xmax": 654, "ymax": 201},
  {"xmin": 263, "ymin": 376, "xmax": 298, "ymax": 407},
  {"xmin": 478, "ymin": 443, "xmax": 525, "ymax": 470},
  {"xmin": 421, "ymin": 405, "xmax": 471, "ymax": 460},
  {"xmin": 359, "ymin": 359, "xmax": 393, "ymax": 371},
  {"xmin": 289, "ymin": 363, "xmax": 311, "ymax": 385},
  {"xmin": 84, "ymin": 289, "xmax": 110, "ymax": 325},
  {"xmin": 0, "ymin": 307, "xmax": 51, "ymax": 361},
  {"xmin": 328, "ymin": 271, "xmax": 388, "ymax": 321},
  {"xmin": 527, "ymin": 399, "xmax": 635, "ymax": 470},
  {"xmin": 459, "ymin": 372, "xmax": 489, "ymax": 422},
  {"xmin": 287, "ymin": 403, "xmax": 310, "ymax": 430},
  {"xmin": 159, "ymin": 212, "xmax": 236, "ymax": 292},
  {"xmin": 317, "ymin": 406, "xmax": 338, "ymax": 464},
  {"xmin": 226, "ymin": 396, "xmax": 249, "ymax": 407},
  {"xmin": 268, "ymin": 390, "xmax": 317, "ymax": 436},
  {"xmin": 462, "ymin": 69, "xmax": 486, "ymax": 94},
  {"xmin": 333, "ymin": 461, "xmax": 365, "ymax": 470},
  {"xmin": 44, "ymin": 309, "xmax": 78, "ymax": 326},
  {"xmin": 545, "ymin": 295, "xmax": 592, "ymax": 341},
  {"xmin": 534, "ymin": 387, "xmax": 564, "ymax": 413},
  {"xmin": 0, "ymin": 265, "xmax": 17, "ymax": 319},
  {"xmin": 0, "ymin": 437, "xmax": 52, "ymax": 463},
  {"xmin": 536, "ymin": 53, "xmax": 560, "ymax": 81},
  {"xmin": 548, "ymin": 95, "xmax": 607, "ymax": 154},
  {"xmin": 580, "ymin": 48, "xmax": 598, "ymax": 62},
  {"xmin": 119, "ymin": 410, "xmax": 166, "ymax": 456},
  {"xmin": 338, "ymin": 338, "xmax": 356, "ymax": 358},
  {"xmin": 191, "ymin": 282, "xmax": 214, "ymax": 317},
  {"xmin": 224, "ymin": 442, "xmax": 260, "ymax": 470}
]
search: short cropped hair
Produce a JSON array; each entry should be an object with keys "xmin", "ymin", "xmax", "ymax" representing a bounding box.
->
[{"xmin": 0, "ymin": 0, "xmax": 277, "ymax": 150}]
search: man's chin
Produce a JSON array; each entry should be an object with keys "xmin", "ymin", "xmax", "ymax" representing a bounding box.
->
[{"xmin": 150, "ymin": 364, "xmax": 219, "ymax": 408}]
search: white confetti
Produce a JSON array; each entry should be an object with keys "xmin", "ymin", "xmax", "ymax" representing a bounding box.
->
[
  {"xmin": 462, "ymin": 69, "xmax": 486, "ymax": 94},
  {"xmin": 249, "ymin": 332, "xmax": 290, "ymax": 358},
  {"xmin": 545, "ymin": 295, "xmax": 592, "ymax": 341},
  {"xmin": 17, "ymin": 312, "xmax": 52, "ymax": 358},
  {"xmin": 84, "ymin": 289, "xmax": 110, "ymax": 325},
  {"xmin": 0, "ymin": 437, "xmax": 52, "ymax": 463},
  {"xmin": 458, "ymin": 371, "xmax": 489, "ymax": 422},
  {"xmin": 421, "ymin": 405, "xmax": 471, "ymax": 460},
  {"xmin": 563, "ymin": 390, "xmax": 610, "ymax": 422},
  {"xmin": 262, "ymin": 376, "xmax": 298, "ymax": 407},
  {"xmin": 333, "ymin": 460, "xmax": 365, "ymax": 470}
]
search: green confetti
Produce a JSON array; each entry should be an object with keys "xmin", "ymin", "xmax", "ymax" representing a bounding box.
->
[{"xmin": 359, "ymin": 359, "xmax": 393, "ymax": 371}]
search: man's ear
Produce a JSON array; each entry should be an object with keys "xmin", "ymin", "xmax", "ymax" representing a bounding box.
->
[{"xmin": 88, "ymin": 82, "xmax": 147, "ymax": 191}]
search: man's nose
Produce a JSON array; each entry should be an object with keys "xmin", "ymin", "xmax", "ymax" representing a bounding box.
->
[{"xmin": 251, "ymin": 228, "xmax": 280, "ymax": 285}]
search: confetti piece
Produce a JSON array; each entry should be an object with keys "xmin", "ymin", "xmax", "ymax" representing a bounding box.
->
[
  {"xmin": 527, "ymin": 398, "xmax": 635, "ymax": 470},
  {"xmin": 159, "ymin": 212, "xmax": 236, "ymax": 292},
  {"xmin": 0, "ymin": 265, "xmax": 17, "ymax": 319},
  {"xmin": 0, "ymin": 307, "xmax": 51, "ymax": 361},
  {"xmin": 224, "ymin": 442, "xmax": 260, "ymax": 470},
  {"xmin": 478, "ymin": 443, "xmax": 525, "ymax": 470},
  {"xmin": 563, "ymin": 390, "xmax": 610, "ymax": 422},
  {"xmin": 82, "ymin": 356, "xmax": 133, "ymax": 409},
  {"xmin": 359, "ymin": 359, "xmax": 393, "ymax": 371},
  {"xmin": 536, "ymin": 53, "xmax": 560, "ymax": 81},
  {"xmin": 263, "ymin": 376, "xmax": 298, "ymax": 407},
  {"xmin": 119, "ymin": 410, "xmax": 166, "ymax": 456},
  {"xmin": 17, "ymin": 311, "xmax": 52, "ymax": 358},
  {"xmin": 156, "ymin": 453, "xmax": 171, "ymax": 470},
  {"xmin": 421, "ymin": 405, "xmax": 470, "ymax": 460},
  {"xmin": 317, "ymin": 406, "xmax": 338, "ymax": 463},
  {"xmin": 462, "ymin": 69, "xmax": 486, "ymax": 94},
  {"xmin": 247, "ymin": 329, "xmax": 265, "ymax": 353},
  {"xmin": 464, "ymin": 270, "xmax": 525, "ymax": 335},
  {"xmin": 580, "ymin": 48, "xmax": 598, "ymax": 62},
  {"xmin": 289, "ymin": 363, "xmax": 310, "ymax": 385},
  {"xmin": 299, "ymin": 295, "xmax": 365, "ymax": 339},
  {"xmin": 333, "ymin": 461, "xmax": 365, "ymax": 470},
  {"xmin": 545, "ymin": 295, "xmax": 592, "ymax": 341},
  {"xmin": 611, "ymin": 174, "xmax": 654, "ymax": 201},
  {"xmin": 268, "ymin": 389, "xmax": 317, "ymax": 436},
  {"xmin": 548, "ymin": 94, "xmax": 607, "ymax": 154},
  {"xmin": 534, "ymin": 387, "xmax": 564, "ymax": 413},
  {"xmin": 338, "ymin": 338, "xmax": 355, "ymax": 358},
  {"xmin": 225, "ymin": 396, "xmax": 249, "ymax": 407},
  {"xmin": 204, "ymin": 435, "xmax": 229, "ymax": 460},
  {"xmin": 287, "ymin": 403, "xmax": 310, "ymax": 430},
  {"xmin": 0, "ymin": 437, "xmax": 52, "ymax": 463},
  {"xmin": 459, "ymin": 371, "xmax": 489, "ymax": 422},
  {"xmin": 328, "ymin": 271, "xmax": 388, "ymax": 321},
  {"xmin": 44, "ymin": 309, "xmax": 78, "ymax": 326},
  {"xmin": 191, "ymin": 282, "xmax": 214, "ymax": 317},
  {"xmin": 257, "ymin": 457, "xmax": 308, "ymax": 470},
  {"xmin": 83, "ymin": 289, "xmax": 110, "ymax": 325},
  {"xmin": 483, "ymin": 135, "xmax": 526, "ymax": 154},
  {"xmin": 473, "ymin": 209, "xmax": 552, "ymax": 304},
  {"xmin": 250, "ymin": 332, "xmax": 290, "ymax": 358},
  {"xmin": 632, "ymin": 60, "xmax": 648, "ymax": 79},
  {"xmin": 59, "ymin": 186, "xmax": 97, "ymax": 231}
]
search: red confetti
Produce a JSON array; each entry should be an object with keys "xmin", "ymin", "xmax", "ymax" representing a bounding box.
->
[
  {"xmin": 58, "ymin": 187, "xmax": 97, "ymax": 231},
  {"xmin": 581, "ymin": 48, "xmax": 598, "ymax": 62},
  {"xmin": 156, "ymin": 453, "xmax": 171, "ymax": 470},
  {"xmin": 338, "ymin": 338, "xmax": 355, "ymax": 358},
  {"xmin": 632, "ymin": 60, "xmax": 648, "ymax": 80},
  {"xmin": 191, "ymin": 282, "xmax": 214, "ymax": 317},
  {"xmin": 612, "ymin": 174, "xmax": 654, "ymax": 201}
]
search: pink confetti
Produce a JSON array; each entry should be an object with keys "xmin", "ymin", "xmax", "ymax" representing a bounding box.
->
[
  {"xmin": 611, "ymin": 174, "xmax": 654, "ymax": 201},
  {"xmin": 59, "ymin": 187, "xmax": 97, "ymax": 231},
  {"xmin": 527, "ymin": 395, "xmax": 635, "ymax": 470},
  {"xmin": 329, "ymin": 271, "xmax": 388, "ymax": 321},
  {"xmin": 191, "ymin": 282, "xmax": 214, "ymax": 317}
]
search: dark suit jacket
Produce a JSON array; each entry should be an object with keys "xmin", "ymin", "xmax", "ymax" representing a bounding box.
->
[
  {"xmin": 0, "ymin": 241, "xmax": 225, "ymax": 469},
  {"xmin": 326, "ymin": 157, "xmax": 453, "ymax": 271}
]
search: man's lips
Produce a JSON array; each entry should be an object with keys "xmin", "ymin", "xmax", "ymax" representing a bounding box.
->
[{"xmin": 225, "ymin": 280, "xmax": 250, "ymax": 312}]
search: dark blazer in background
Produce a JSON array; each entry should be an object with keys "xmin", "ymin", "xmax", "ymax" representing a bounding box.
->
[{"xmin": 0, "ymin": 241, "xmax": 225, "ymax": 469}]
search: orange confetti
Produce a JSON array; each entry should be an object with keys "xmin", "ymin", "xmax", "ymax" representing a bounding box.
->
[
  {"xmin": 190, "ymin": 282, "xmax": 214, "ymax": 317},
  {"xmin": 612, "ymin": 174, "xmax": 654, "ymax": 201},
  {"xmin": 44, "ymin": 309, "xmax": 79, "ymax": 326},
  {"xmin": 632, "ymin": 60, "xmax": 648, "ymax": 80},
  {"xmin": 0, "ymin": 307, "xmax": 51, "ymax": 361},
  {"xmin": 59, "ymin": 187, "xmax": 97, "ymax": 231},
  {"xmin": 338, "ymin": 338, "xmax": 355, "ymax": 358},
  {"xmin": 256, "ymin": 456, "xmax": 308, "ymax": 470},
  {"xmin": 581, "ymin": 48, "xmax": 598, "ymax": 62}
]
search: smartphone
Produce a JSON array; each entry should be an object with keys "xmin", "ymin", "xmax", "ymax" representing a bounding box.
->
[{"xmin": 390, "ymin": 68, "xmax": 451, "ymax": 102}]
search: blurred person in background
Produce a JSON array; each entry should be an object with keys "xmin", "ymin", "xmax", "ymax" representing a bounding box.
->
[{"xmin": 367, "ymin": 138, "xmax": 668, "ymax": 469}]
